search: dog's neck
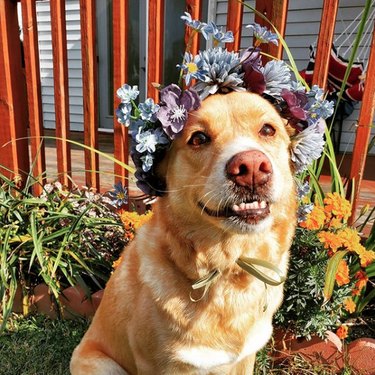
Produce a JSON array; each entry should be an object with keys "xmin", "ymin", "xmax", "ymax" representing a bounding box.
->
[{"xmin": 151, "ymin": 196, "xmax": 296, "ymax": 282}]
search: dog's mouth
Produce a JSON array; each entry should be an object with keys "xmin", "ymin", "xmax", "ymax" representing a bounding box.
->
[{"xmin": 198, "ymin": 200, "xmax": 271, "ymax": 224}]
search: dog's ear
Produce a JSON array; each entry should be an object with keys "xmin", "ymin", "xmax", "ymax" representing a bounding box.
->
[
  {"xmin": 284, "ymin": 120, "xmax": 299, "ymax": 173},
  {"xmin": 153, "ymin": 148, "xmax": 170, "ymax": 196}
]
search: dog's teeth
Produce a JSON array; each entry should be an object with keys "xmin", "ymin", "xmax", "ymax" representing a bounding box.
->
[
  {"xmin": 232, "ymin": 204, "xmax": 240, "ymax": 212},
  {"xmin": 239, "ymin": 202, "xmax": 246, "ymax": 210},
  {"xmin": 260, "ymin": 201, "xmax": 267, "ymax": 208}
]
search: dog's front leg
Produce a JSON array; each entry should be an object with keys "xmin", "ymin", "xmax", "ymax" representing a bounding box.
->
[
  {"xmin": 70, "ymin": 343, "xmax": 129, "ymax": 375},
  {"xmin": 229, "ymin": 353, "xmax": 256, "ymax": 375}
]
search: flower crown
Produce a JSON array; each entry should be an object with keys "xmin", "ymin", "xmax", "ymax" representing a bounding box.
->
[{"xmin": 116, "ymin": 13, "xmax": 334, "ymax": 197}]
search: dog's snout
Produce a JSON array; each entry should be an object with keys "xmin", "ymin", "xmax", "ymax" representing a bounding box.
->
[{"xmin": 226, "ymin": 150, "xmax": 272, "ymax": 187}]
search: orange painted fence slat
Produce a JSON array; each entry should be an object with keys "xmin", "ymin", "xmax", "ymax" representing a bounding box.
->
[
  {"xmin": 80, "ymin": 0, "xmax": 99, "ymax": 190},
  {"xmin": 0, "ymin": 0, "xmax": 30, "ymax": 180},
  {"xmin": 147, "ymin": 0, "xmax": 165, "ymax": 102},
  {"xmin": 50, "ymin": 0, "xmax": 72, "ymax": 188},
  {"xmin": 255, "ymin": 0, "xmax": 289, "ymax": 61},
  {"xmin": 226, "ymin": 0, "xmax": 244, "ymax": 52},
  {"xmin": 185, "ymin": 0, "xmax": 203, "ymax": 55},
  {"xmin": 112, "ymin": 0, "xmax": 129, "ymax": 191},
  {"xmin": 312, "ymin": 0, "xmax": 339, "ymax": 89},
  {"xmin": 20, "ymin": 0, "xmax": 46, "ymax": 195},
  {"xmin": 349, "ymin": 23, "xmax": 375, "ymax": 220}
]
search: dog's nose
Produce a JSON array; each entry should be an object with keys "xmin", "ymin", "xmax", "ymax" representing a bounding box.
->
[{"xmin": 226, "ymin": 150, "xmax": 273, "ymax": 187}]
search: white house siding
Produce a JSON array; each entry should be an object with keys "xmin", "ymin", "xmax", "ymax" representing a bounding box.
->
[
  {"xmin": 214, "ymin": 0, "xmax": 375, "ymax": 155},
  {"xmin": 36, "ymin": 0, "xmax": 84, "ymax": 132}
]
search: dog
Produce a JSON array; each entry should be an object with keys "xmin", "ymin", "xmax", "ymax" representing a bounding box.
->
[{"xmin": 70, "ymin": 91, "xmax": 297, "ymax": 374}]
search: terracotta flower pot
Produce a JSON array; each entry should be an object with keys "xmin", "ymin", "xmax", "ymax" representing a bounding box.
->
[{"xmin": 273, "ymin": 328, "xmax": 375, "ymax": 374}]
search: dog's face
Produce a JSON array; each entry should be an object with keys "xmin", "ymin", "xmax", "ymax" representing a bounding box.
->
[{"xmin": 160, "ymin": 92, "xmax": 295, "ymax": 233}]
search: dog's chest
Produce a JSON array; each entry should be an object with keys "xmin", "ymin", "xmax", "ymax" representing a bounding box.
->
[{"xmin": 173, "ymin": 318, "xmax": 272, "ymax": 371}]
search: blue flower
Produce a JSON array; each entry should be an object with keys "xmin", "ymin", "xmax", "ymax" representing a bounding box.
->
[
  {"xmin": 177, "ymin": 52, "xmax": 208, "ymax": 86},
  {"xmin": 298, "ymin": 203, "xmax": 314, "ymax": 223},
  {"xmin": 203, "ymin": 22, "xmax": 234, "ymax": 43},
  {"xmin": 290, "ymin": 123, "xmax": 325, "ymax": 173},
  {"xmin": 117, "ymin": 84, "xmax": 139, "ymax": 103},
  {"xmin": 296, "ymin": 181, "xmax": 310, "ymax": 199},
  {"xmin": 305, "ymin": 86, "xmax": 335, "ymax": 124},
  {"xmin": 139, "ymin": 98, "xmax": 160, "ymax": 122},
  {"xmin": 263, "ymin": 60, "xmax": 291, "ymax": 97},
  {"xmin": 246, "ymin": 23, "xmax": 278, "ymax": 45},
  {"xmin": 193, "ymin": 48, "xmax": 245, "ymax": 99},
  {"xmin": 140, "ymin": 153, "xmax": 154, "ymax": 172},
  {"xmin": 108, "ymin": 181, "xmax": 128, "ymax": 208},
  {"xmin": 135, "ymin": 127, "xmax": 170, "ymax": 154},
  {"xmin": 116, "ymin": 102, "xmax": 132, "ymax": 126},
  {"xmin": 181, "ymin": 12, "xmax": 207, "ymax": 35}
]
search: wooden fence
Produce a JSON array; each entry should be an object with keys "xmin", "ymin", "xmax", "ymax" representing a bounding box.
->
[{"xmin": 0, "ymin": 0, "xmax": 374, "ymax": 217}]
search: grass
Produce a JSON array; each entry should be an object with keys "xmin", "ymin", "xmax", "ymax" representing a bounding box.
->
[
  {"xmin": 0, "ymin": 314, "xmax": 89, "ymax": 375},
  {"xmin": 0, "ymin": 315, "xmax": 363, "ymax": 375}
]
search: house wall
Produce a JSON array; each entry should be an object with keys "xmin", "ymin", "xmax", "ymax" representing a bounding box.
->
[
  {"xmin": 36, "ymin": 0, "xmax": 84, "ymax": 132},
  {"xmin": 215, "ymin": 0, "xmax": 375, "ymax": 155}
]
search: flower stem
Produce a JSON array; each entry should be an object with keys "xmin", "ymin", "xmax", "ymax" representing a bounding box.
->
[{"xmin": 178, "ymin": 30, "xmax": 198, "ymax": 87}]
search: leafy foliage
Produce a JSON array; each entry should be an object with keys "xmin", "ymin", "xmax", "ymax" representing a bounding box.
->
[
  {"xmin": 274, "ymin": 228, "xmax": 352, "ymax": 339},
  {"xmin": 0, "ymin": 173, "xmax": 126, "ymax": 330}
]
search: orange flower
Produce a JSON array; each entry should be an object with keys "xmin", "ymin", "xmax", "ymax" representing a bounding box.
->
[
  {"xmin": 318, "ymin": 231, "xmax": 343, "ymax": 253},
  {"xmin": 120, "ymin": 211, "xmax": 153, "ymax": 230},
  {"xmin": 343, "ymin": 297, "xmax": 356, "ymax": 314},
  {"xmin": 354, "ymin": 270, "xmax": 368, "ymax": 290},
  {"xmin": 300, "ymin": 204, "xmax": 326, "ymax": 230},
  {"xmin": 358, "ymin": 249, "xmax": 375, "ymax": 268},
  {"xmin": 337, "ymin": 227, "xmax": 361, "ymax": 251},
  {"xmin": 335, "ymin": 259, "xmax": 350, "ymax": 286},
  {"xmin": 324, "ymin": 192, "xmax": 352, "ymax": 222},
  {"xmin": 328, "ymin": 217, "xmax": 343, "ymax": 229},
  {"xmin": 336, "ymin": 325, "xmax": 349, "ymax": 340}
]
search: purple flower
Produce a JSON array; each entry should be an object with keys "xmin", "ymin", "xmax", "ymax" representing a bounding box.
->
[
  {"xmin": 156, "ymin": 84, "xmax": 201, "ymax": 139},
  {"xmin": 281, "ymin": 88, "xmax": 308, "ymax": 122},
  {"xmin": 241, "ymin": 47, "xmax": 266, "ymax": 94}
]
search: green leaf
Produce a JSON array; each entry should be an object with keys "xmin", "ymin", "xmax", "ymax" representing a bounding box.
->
[
  {"xmin": 323, "ymin": 250, "xmax": 349, "ymax": 303},
  {"xmin": 356, "ymin": 288, "xmax": 375, "ymax": 313}
]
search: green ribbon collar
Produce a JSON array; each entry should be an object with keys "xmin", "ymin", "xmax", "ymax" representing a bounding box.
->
[{"xmin": 190, "ymin": 257, "xmax": 286, "ymax": 302}]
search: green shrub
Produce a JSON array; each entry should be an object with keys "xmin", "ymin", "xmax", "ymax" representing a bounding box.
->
[{"xmin": 0, "ymin": 172, "xmax": 125, "ymax": 330}]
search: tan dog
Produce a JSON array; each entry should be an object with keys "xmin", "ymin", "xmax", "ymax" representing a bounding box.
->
[{"xmin": 71, "ymin": 92, "xmax": 297, "ymax": 374}]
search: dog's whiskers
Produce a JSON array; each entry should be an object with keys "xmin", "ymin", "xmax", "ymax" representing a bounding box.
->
[{"xmin": 199, "ymin": 190, "xmax": 222, "ymax": 216}]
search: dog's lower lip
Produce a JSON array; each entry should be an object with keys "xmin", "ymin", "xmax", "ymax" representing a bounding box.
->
[{"xmin": 198, "ymin": 201, "xmax": 270, "ymax": 222}]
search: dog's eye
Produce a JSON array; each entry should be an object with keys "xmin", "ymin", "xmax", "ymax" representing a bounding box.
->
[
  {"xmin": 259, "ymin": 124, "xmax": 276, "ymax": 137},
  {"xmin": 188, "ymin": 132, "xmax": 211, "ymax": 146}
]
